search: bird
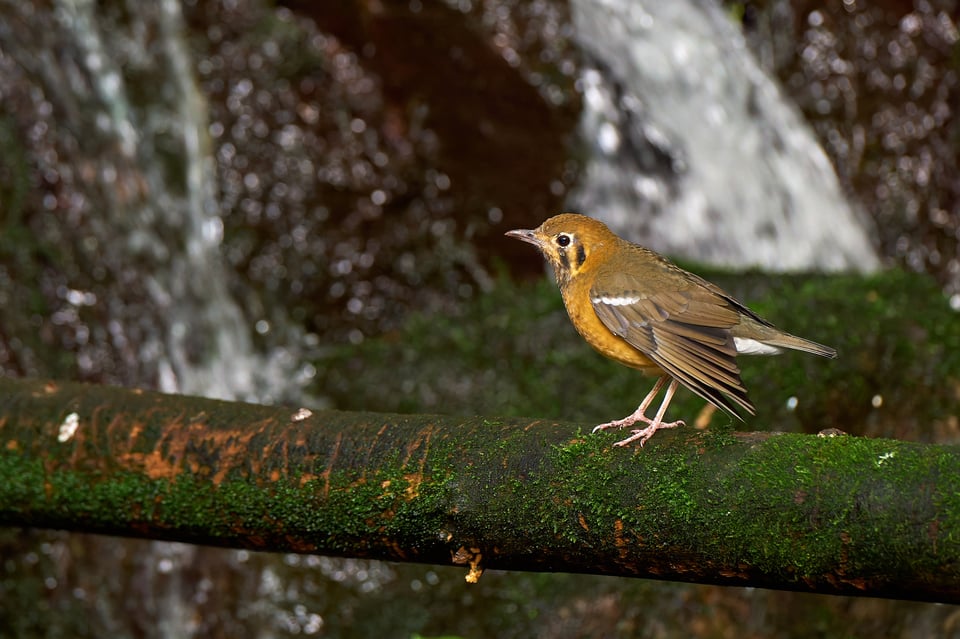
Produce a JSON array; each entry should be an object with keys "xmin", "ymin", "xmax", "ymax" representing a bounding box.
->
[{"xmin": 505, "ymin": 213, "xmax": 837, "ymax": 447}]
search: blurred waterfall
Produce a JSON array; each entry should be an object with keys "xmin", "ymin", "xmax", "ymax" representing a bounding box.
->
[
  {"xmin": 569, "ymin": 0, "xmax": 881, "ymax": 271},
  {"xmin": 148, "ymin": 0, "xmax": 261, "ymax": 400},
  {"xmin": 1, "ymin": 0, "xmax": 276, "ymax": 400},
  {"xmin": 0, "ymin": 2, "xmax": 294, "ymax": 637}
]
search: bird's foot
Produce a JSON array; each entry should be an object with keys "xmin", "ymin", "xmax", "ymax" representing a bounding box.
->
[
  {"xmin": 611, "ymin": 419, "xmax": 684, "ymax": 447},
  {"xmin": 591, "ymin": 411, "xmax": 683, "ymax": 433},
  {"xmin": 592, "ymin": 410, "xmax": 684, "ymax": 447}
]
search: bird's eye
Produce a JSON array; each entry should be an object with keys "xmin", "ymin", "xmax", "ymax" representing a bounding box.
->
[{"xmin": 556, "ymin": 234, "xmax": 572, "ymax": 248}]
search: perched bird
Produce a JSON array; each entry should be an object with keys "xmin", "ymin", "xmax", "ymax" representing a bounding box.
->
[{"xmin": 506, "ymin": 213, "xmax": 836, "ymax": 447}]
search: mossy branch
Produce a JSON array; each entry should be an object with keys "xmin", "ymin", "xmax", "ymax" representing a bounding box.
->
[{"xmin": 0, "ymin": 376, "xmax": 958, "ymax": 602}]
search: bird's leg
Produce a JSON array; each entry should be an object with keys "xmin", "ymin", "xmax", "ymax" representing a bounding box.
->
[
  {"xmin": 592, "ymin": 376, "xmax": 669, "ymax": 433},
  {"xmin": 612, "ymin": 379, "xmax": 685, "ymax": 447},
  {"xmin": 592, "ymin": 376, "xmax": 685, "ymax": 447}
]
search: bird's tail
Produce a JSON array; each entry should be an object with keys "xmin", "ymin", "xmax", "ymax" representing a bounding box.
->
[
  {"xmin": 757, "ymin": 331, "xmax": 837, "ymax": 359},
  {"xmin": 732, "ymin": 315, "xmax": 837, "ymax": 359}
]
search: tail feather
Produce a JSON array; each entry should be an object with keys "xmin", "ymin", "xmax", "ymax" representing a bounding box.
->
[
  {"xmin": 759, "ymin": 332, "xmax": 836, "ymax": 359},
  {"xmin": 732, "ymin": 316, "xmax": 836, "ymax": 358}
]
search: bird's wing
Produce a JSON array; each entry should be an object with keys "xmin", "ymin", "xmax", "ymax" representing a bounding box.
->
[{"xmin": 590, "ymin": 268, "xmax": 755, "ymax": 419}]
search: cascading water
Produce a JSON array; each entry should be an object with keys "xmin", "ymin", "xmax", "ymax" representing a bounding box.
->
[
  {"xmin": 569, "ymin": 0, "xmax": 880, "ymax": 271},
  {"xmin": 0, "ymin": 0, "xmax": 274, "ymax": 400},
  {"xmin": 0, "ymin": 2, "xmax": 294, "ymax": 636}
]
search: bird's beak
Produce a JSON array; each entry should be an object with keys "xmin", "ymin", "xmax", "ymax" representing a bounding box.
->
[{"xmin": 505, "ymin": 228, "xmax": 544, "ymax": 248}]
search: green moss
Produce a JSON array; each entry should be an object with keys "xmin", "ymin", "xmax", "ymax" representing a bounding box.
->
[
  {"xmin": 0, "ymin": 445, "xmax": 462, "ymax": 557},
  {"xmin": 684, "ymin": 433, "xmax": 960, "ymax": 581},
  {"xmin": 4, "ymin": 375, "xmax": 960, "ymax": 603}
]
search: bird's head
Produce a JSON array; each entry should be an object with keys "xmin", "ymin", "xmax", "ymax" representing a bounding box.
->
[{"xmin": 505, "ymin": 213, "xmax": 614, "ymax": 286}]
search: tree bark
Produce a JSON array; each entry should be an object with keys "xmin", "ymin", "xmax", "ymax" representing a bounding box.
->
[{"xmin": 0, "ymin": 376, "xmax": 957, "ymax": 602}]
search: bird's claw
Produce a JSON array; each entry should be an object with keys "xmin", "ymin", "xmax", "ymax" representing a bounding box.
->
[
  {"xmin": 608, "ymin": 419, "xmax": 685, "ymax": 447},
  {"xmin": 592, "ymin": 420, "xmax": 625, "ymax": 434}
]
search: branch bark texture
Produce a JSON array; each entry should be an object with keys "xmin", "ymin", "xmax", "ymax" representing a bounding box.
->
[{"xmin": 0, "ymin": 377, "xmax": 957, "ymax": 602}]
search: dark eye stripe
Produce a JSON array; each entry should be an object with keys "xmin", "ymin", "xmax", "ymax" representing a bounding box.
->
[{"xmin": 576, "ymin": 244, "xmax": 586, "ymax": 267}]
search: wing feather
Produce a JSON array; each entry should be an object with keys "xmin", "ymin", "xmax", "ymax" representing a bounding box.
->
[{"xmin": 591, "ymin": 270, "xmax": 756, "ymax": 419}]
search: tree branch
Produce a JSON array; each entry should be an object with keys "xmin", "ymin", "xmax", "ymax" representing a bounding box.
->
[{"xmin": 0, "ymin": 376, "xmax": 957, "ymax": 602}]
